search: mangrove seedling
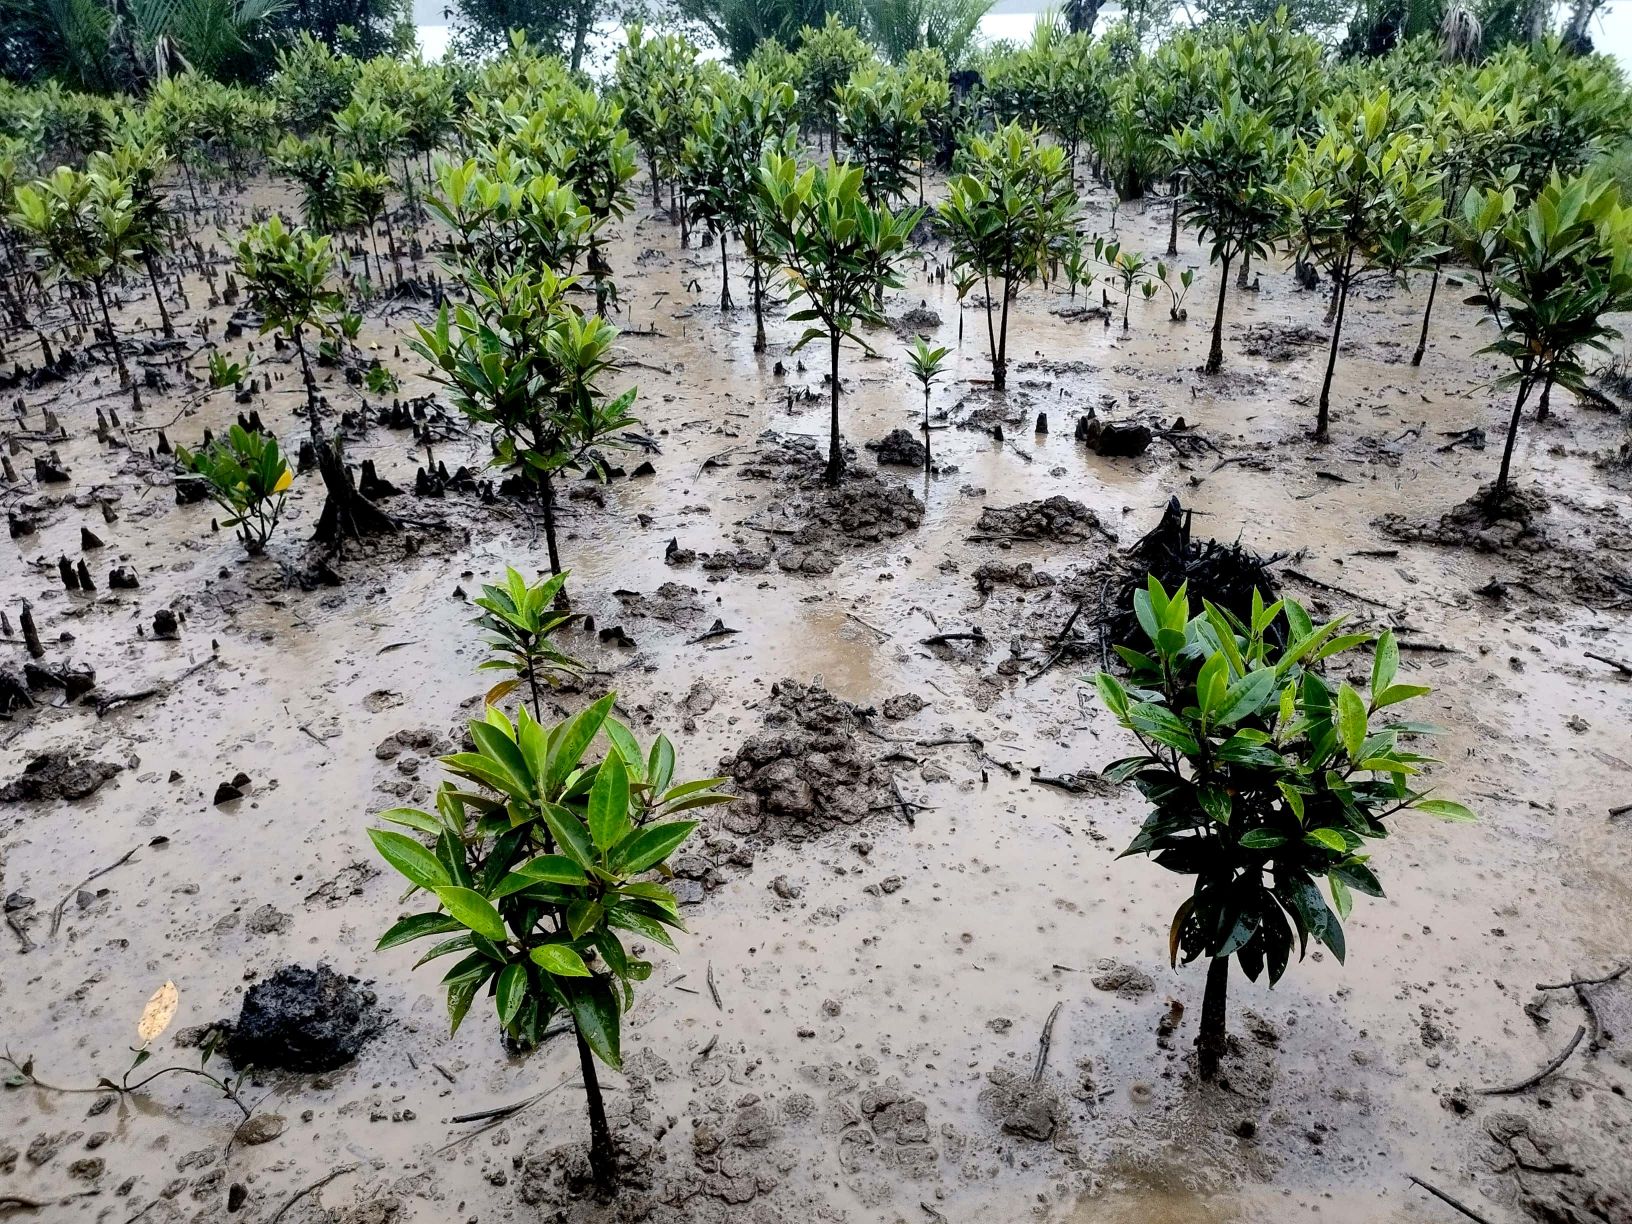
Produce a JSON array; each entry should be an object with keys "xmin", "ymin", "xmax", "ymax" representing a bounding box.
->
[
  {"xmin": 369, "ymin": 690, "xmax": 733, "ymax": 1197},
  {"xmin": 1155, "ymin": 261, "xmax": 1196, "ymax": 321},
  {"xmin": 1098, "ymin": 238, "xmax": 1150, "ymax": 332},
  {"xmin": 905, "ymin": 336, "xmax": 950, "ymax": 471},
  {"xmin": 236, "ymin": 216, "xmax": 395, "ymax": 545},
  {"xmin": 1089, "ymin": 577, "xmax": 1475, "ymax": 1081},
  {"xmin": 472, "ymin": 566, "xmax": 581, "ymax": 709},
  {"xmin": 756, "ymin": 152, "xmax": 921, "ymax": 486},
  {"xmin": 938, "ymin": 122, "xmax": 1076, "ymax": 391},
  {"xmin": 175, "ymin": 424, "xmax": 294, "ymax": 556}
]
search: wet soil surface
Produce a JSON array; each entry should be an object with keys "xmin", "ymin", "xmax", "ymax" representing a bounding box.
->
[{"xmin": 2, "ymin": 177, "xmax": 1632, "ymax": 1224}]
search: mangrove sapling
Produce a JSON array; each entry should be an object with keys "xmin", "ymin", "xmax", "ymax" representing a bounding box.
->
[
  {"xmin": 1089, "ymin": 578, "xmax": 1476, "ymax": 1081},
  {"xmin": 427, "ymin": 160, "xmax": 599, "ymax": 291},
  {"xmin": 369, "ymin": 677, "xmax": 732, "ymax": 1196},
  {"xmin": 411, "ymin": 270, "xmax": 638, "ymax": 574},
  {"xmin": 906, "ymin": 336, "xmax": 950, "ymax": 471},
  {"xmin": 1279, "ymin": 92, "xmax": 1444, "ymax": 439},
  {"xmin": 1410, "ymin": 88, "xmax": 1517, "ymax": 367},
  {"xmin": 1155, "ymin": 260, "xmax": 1195, "ymax": 321},
  {"xmin": 91, "ymin": 133, "xmax": 177, "ymax": 340},
  {"xmin": 756, "ymin": 152, "xmax": 921, "ymax": 486},
  {"xmin": 1164, "ymin": 94, "xmax": 1286, "ymax": 375},
  {"xmin": 1098, "ymin": 238, "xmax": 1150, "ymax": 332},
  {"xmin": 681, "ymin": 72, "xmax": 798, "ymax": 324},
  {"xmin": 175, "ymin": 424, "xmax": 294, "ymax": 556},
  {"xmin": 1061, "ymin": 235, "xmax": 1090, "ymax": 301},
  {"xmin": 938, "ymin": 123, "xmax": 1076, "ymax": 391},
  {"xmin": 10, "ymin": 165, "xmax": 141, "ymax": 397},
  {"xmin": 338, "ymin": 161, "xmax": 395, "ymax": 286},
  {"xmin": 235, "ymin": 216, "xmax": 395, "ymax": 545},
  {"xmin": 1457, "ymin": 170, "xmax": 1632, "ymax": 514}
]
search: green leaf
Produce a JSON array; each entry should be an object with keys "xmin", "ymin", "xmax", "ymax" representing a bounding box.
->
[
  {"xmin": 1217, "ymin": 669, "xmax": 1277, "ymax": 725},
  {"xmin": 1373, "ymin": 683, "xmax": 1431, "ymax": 709},
  {"xmin": 587, "ymin": 749, "xmax": 631, "ymax": 852},
  {"xmin": 1093, "ymin": 672, "xmax": 1130, "ymax": 719},
  {"xmin": 1414, "ymin": 798, "xmax": 1477, "ymax": 822},
  {"xmin": 531, "ymin": 943, "xmax": 592, "ymax": 977},
  {"xmin": 564, "ymin": 976, "xmax": 621, "ymax": 1069},
  {"xmin": 1198, "ymin": 782, "xmax": 1232, "ymax": 825},
  {"xmin": 542, "ymin": 802, "xmax": 596, "ymax": 867},
  {"xmin": 495, "ymin": 963, "xmax": 527, "ymax": 1029},
  {"xmin": 1370, "ymin": 629, "xmax": 1399, "ymax": 697},
  {"xmin": 378, "ymin": 912, "xmax": 462, "ymax": 950},
  {"xmin": 368, "ymin": 828, "xmax": 449, "ymax": 891},
  {"xmin": 434, "ymin": 886, "xmax": 508, "ymax": 942},
  {"xmin": 1303, "ymin": 827, "xmax": 1348, "ymax": 853},
  {"xmin": 1196, "ymin": 652, "xmax": 1228, "ymax": 717},
  {"xmin": 616, "ymin": 820, "xmax": 698, "ymax": 874},
  {"xmin": 1336, "ymin": 683, "xmax": 1367, "ymax": 761},
  {"xmin": 1102, "ymin": 755, "xmax": 1156, "ymax": 784},
  {"xmin": 1239, "ymin": 829, "xmax": 1287, "ymax": 849}
]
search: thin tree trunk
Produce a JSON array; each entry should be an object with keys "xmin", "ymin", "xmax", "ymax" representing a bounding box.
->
[
  {"xmin": 718, "ymin": 233, "xmax": 732, "ymax": 310},
  {"xmin": 93, "ymin": 276, "xmax": 129, "ymax": 388},
  {"xmin": 143, "ymin": 253, "xmax": 174, "ymax": 339},
  {"xmin": 1491, "ymin": 370, "xmax": 1535, "ymax": 510},
  {"xmin": 981, "ymin": 271, "xmax": 998, "ymax": 385},
  {"xmin": 922, "ymin": 388, "xmax": 932, "ymax": 471},
  {"xmin": 1537, "ymin": 371, "xmax": 1555, "ymax": 421},
  {"xmin": 996, "ymin": 282, "xmax": 1012, "ymax": 390},
  {"xmin": 1412, "ymin": 264, "xmax": 1441, "ymax": 367},
  {"xmin": 1197, "ymin": 955, "xmax": 1229, "ymax": 1081},
  {"xmin": 381, "ymin": 209, "xmax": 402, "ymax": 284},
  {"xmin": 751, "ymin": 253, "xmax": 766, "ymax": 353},
  {"xmin": 541, "ymin": 469, "xmax": 562, "ymax": 575},
  {"xmin": 1167, "ymin": 190, "xmax": 1180, "ymax": 257},
  {"xmin": 1316, "ymin": 258, "xmax": 1353, "ymax": 440},
  {"xmin": 1205, "ymin": 254, "xmax": 1232, "ymax": 374},
  {"xmin": 825, "ymin": 330, "xmax": 843, "ymax": 486},
  {"xmin": 577, "ymin": 1032, "xmax": 616, "ymax": 1197}
]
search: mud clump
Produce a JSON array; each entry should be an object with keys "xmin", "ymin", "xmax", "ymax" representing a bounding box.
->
[
  {"xmin": 973, "ymin": 561, "xmax": 1056, "ymax": 596},
  {"xmin": 868, "ymin": 428, "xmax": 927, "ymax": 469},
  {"xmin": 225, "ymin": 964, "xmax": 380, "ymax": 1072},
  {"xmin": 895, "ymin": 303, "xmax": 942, "ymax": 333},
  {"xmin": 981, "ymin": 1066, "xmax": 1070, "ymax": 1148},
  {"xmin": 720, "ymin": 679, "xmax": 893, "ymax": 839},
  {"xmin": 615, "ymin": 582, "xmax": 705, "ymax": 624},
  {"xmin": 1240, "ymin": 321, "xmax": 1328, "ymax": 362},
  {"xmin": 1077, "ymin": 416, "xmax": 1153, "ymax": 458},
  {"xmin": 975, "ymin": 496, "xmax": 1105, "ymax": 543},
  {"xmin": 1376, "ymin": 484, "xmax": 1550, "ymax": 553},
  {"xmin": 740, "ymin": 432, "xmax": 924, "ymax": 550},
  {"xmin": 1, "ymin": 752, "xmax": 121, "ymax": 802}
]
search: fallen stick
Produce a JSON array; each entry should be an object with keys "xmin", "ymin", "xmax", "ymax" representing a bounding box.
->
[
  {"xmin": 1477, "ymin": 1025, "xmax": 1585, "ymax": 1095},
  {"xmin": 50, "ymin": 837, "xmax": 166, "ymax": 936},
  {"xmin": 921, "ymin": 629, "xmax": 986, "ymax": 646},
  {"xmin": 1030, "ymin": 773, "xmax": 1086, "ymax": 794},
  {"xmin": 267, "ymin": 1166, "xmax": 358, "ymax": 1224},
  {"xmin": 844, "ymin": 611, "xmax": 892, "ymax": 640},
  {"xmin": 1032, "ymin": 1002, "xmax": 1063, "ymax": 1082},
  {"xmin": 1584, "ymin": 650, "xmax": 1632, "ymax": 677},
  {"xmin": 1406, "ymin": 1175, "xmax": 1494, "ymax": 1224},
  {"xmin": 707, "ymin": 961, "xmax": 722, "ymax": 1011},
  {"xmin": 1537, "ymin": 963, "xmax": 1628, "ymax": 990}
]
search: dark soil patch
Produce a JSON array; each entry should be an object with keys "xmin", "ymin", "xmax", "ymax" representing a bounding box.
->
[
  {"xmin": 719, "ymin": 679, "xmax": 893, "ymax": 839},
  {"xmin": 974, "ymin": 496, "xmax": 1108, "ymax": 543},
  {"xmin": 1, "ymin": 752, "xmax": 121, "ymax": 802},
  {"xmin": 224, "ymin": 963, "xmax": 380, "ymax": 1072}
]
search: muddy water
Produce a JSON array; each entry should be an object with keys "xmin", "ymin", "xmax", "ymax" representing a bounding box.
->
[{"xmin": 2, "ymin": 174, "xmax": 1630, "ymax": 1224}]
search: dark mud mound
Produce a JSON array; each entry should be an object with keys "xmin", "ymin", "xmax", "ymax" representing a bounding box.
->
[
  {"xmin": 1, "ymin": 752, "xmax": 121, "ymax": 802},
  {"xmin": 868, "ymin": 428, "xmax": 927, "ymax": 468},
  {"xmin": 975, "ymin": 496, "xmax": 1106, "ymax": 543},
  {"xmin": 720, "ymin": 680, "xmax": 892, "ymax": 839},
  {"xmin": 225, "ymin": 964, "xmax": 380, "ymax": 1072},
  {"xmin": 738, "ymin": 433, "xmax": 924, "ymax": 565},
  {"xmin": 1241, "ymin": 322, "xmax": 1328, "ymax": 362},
  {"xmin": 1376, "ymin": 484, "xmax": 1550, "ymax": 553},
  {"xmin": 1104, "ymin": 497, "xmax": 1283, "ymax": 651}
]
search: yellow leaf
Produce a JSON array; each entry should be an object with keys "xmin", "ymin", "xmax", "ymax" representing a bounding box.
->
[
  {"xmin": 137, "ymin": 980, "xmax": 179, "ymax": 1046},
  {"xmin": 273, "ymin": 468, "xmax": 293, "ymax": 494}
]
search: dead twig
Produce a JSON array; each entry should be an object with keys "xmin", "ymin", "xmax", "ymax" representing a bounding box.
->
[
  {"xmin": 1477, "ymin": 1025, "xmax": 1585, "ymax": 1095},
  {"xmin": 1584, "ymin": 650, "xmax": 1632, "ymax": 677},
  {"xmin": 707, "ymin": 961, "xmax": 722, "ymax": 1011},
  {"xmin": 1537, "ymin": 964, "xmax": 1629, "ymax": 990},
  {"xmin": 1406, "ymin": 1175, "xmax": 1494, "ymax": 1224},
  {"xmin": 50, "ymin": 837, "xmax": 166, "ymax": 936},
  {"xmin": 921, "ymin": 629, "xmax": 986, "ymax": 647},
  {"xmin": 267, "ymin": 1166, "xmax": 358, "ymax": 1224},
  {"xmin": 1032, "ymin": 1002, "xmax": 1063, "ymax": 1082}
]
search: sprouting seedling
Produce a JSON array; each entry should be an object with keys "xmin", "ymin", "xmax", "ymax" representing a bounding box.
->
[
  {"xmin": 206, "ymin": 349, "xmax": 252, "ymax": 389},
  {"xmin": 1100, "ymin": 241, "xmax": 1150, "ymax": 332},
  {"xmin": 1062, "ymin": 236, "xmax": 1090, "ymax": 301},
  {"xmin": 953, "ymin": 268, "xmax": 979, "ymax": 348},
  {"xmin": 1155, "ymin": 261, "xmax": 1197, "ymax": 321},
  {"xmin": 905, "ymin": 336, "xmax": 950, "ymax": 472}
]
